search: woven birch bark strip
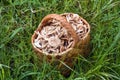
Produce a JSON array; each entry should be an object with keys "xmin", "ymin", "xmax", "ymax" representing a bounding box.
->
[{"xmin": 31, "ymin": 13, "xmax": 90, "ymax": 77}]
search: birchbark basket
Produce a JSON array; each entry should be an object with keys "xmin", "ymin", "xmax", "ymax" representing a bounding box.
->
[{"xmin": 31, "ymin": 13, "xmax": 90, "ymax": 77}]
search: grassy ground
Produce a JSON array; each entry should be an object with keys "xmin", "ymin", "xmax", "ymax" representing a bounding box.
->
[{"xmin": 0, "ymin": 0, "xmax": 120, "ymax": 80}]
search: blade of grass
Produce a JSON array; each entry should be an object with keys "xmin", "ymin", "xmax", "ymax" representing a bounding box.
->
[
  {"xmin": 0, "ymin": 27, "xmax": 23, "ymax": 48},
  {"xmin": 98, "ymin": 27, "xmax": 120, "ymax": 64}
]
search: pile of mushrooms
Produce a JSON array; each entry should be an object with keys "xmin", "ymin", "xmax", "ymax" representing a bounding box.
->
[
  {"xmin": 61, "ymin": 13, "xmax": 89, "ymax": 39},
  {"xmin": 33, "ymin": 13, "xmax": 89, "ymax": 54}
]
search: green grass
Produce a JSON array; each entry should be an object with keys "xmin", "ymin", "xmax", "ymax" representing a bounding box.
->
[{"xmin": 0, "ymin": 0, "xmax": 120, "ymax": 80}]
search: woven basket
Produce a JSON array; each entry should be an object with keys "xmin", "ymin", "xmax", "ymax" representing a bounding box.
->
[{"xmin": 31, "ymin": 13, "xmax": 90, "ymax": 77}]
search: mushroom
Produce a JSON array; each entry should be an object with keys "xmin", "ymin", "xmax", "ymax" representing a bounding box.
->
[
  {"xmin": 48, "ymin": 36, "xmax": 61, "ymax": 48},
  {"xmin": 34, "ymin": 40, "xmax": 42, "ymax": 48}
]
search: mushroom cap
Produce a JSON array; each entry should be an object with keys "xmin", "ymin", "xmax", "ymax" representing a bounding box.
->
[{"xmin": 48, "ymin": 36, "xmax": 61, "ymax": 47}]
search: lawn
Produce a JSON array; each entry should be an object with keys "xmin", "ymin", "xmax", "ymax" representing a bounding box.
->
[{"xmin": 0, "ymin": 0, "xmax": 120, "ymax": 80}]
